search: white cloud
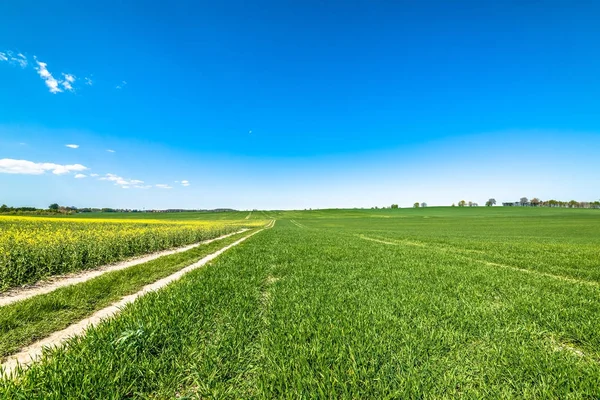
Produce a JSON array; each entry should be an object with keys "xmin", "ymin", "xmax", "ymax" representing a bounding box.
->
[
  {"xmin": 116, "ymin": 80, "xmax": 127, "ymax": 89},
  {"xmin": 181, "ymin": 180, "xmax": 190, "ymax": 187},
  {"xmin": 65, "ymin": 144, "xmax": 79, "ymax": 149},
  {"xmin": 0, "ymin": 51, "xmax": 27, "ymax": 67},
  {"xmin": 0, "ymin": 159, "xmax": 87, "ymax": 175},
  {"xmin": 90, "ymin": 173, "xmax": 99, "ymax": 177},
  {"xmin": 106, "ymin": 149, "xmax": 115, "ymax": 153},
  {"xmin": 99, "ymin": 173, "xmax": 145, "ymax": 189},
  {"xmin": 74, "ymin": 173, "xmax": 87, "ymax": 179},
  {"xmin": 14, "ymin": 53, "xmax": 27, "ymax": 68},
  {"xmin": 61, "ymin": 73, "xmax": 76, "ymax": 91},
  {"xmin": 84, "ymin": 77, "xmax": 93, "ymax": 86},
  {"xmin": 3, "ymin": 51, "xmax": 91, "ymax": 92},
  {"xmin": 35, "ymin": 59, "xmax": 62, "ymax": 94},
  {"xmin": 155, "ymin": 184, "xmax": 173, "ymax": 189}
]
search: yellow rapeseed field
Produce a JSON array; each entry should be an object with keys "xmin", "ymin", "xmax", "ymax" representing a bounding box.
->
[{"xmin": 0, "ymin": 216, "xmax": 264, "ymax": 290}]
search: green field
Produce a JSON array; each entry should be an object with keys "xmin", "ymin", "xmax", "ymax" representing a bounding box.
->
[{"xmin": 2, "ymin": 207, "xmax": 600, "ymax": 398}]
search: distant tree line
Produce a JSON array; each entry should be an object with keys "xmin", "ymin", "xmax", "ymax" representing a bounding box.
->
[
  {"xmin": 454, "ymin": 200, "xmax": 479, "ymax": 207},
  {"xmin": 502, "ymin": 197, "xmax": 600, "ymax": 208},
  {"xmin": 0, "ymin": 204, "xmax": 239, "ymax": 215},
  {"xmin": 449, "ymin": 197, "xmax": 600, "ymax": 208},
  {"xmin": 0, "ymin": 203, "xmax": 74, "ymax": 215}
]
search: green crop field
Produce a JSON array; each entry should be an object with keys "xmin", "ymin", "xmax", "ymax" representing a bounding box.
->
[{"xmin": 1, "ymin": 207, "xmax": 600, "ymax": 398}]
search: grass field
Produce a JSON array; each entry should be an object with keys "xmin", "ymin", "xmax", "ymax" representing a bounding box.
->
[{"xmin": 1, "ymin": 207, "xmax": 600, "ymax": 398}]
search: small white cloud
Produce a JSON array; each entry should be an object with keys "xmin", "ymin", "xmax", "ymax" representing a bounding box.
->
[
  {"xmin": 84, "ymin": 77, "xmax": 93, "ymax": 86},
  {"xmin": 74, "ymin": 173, "xmax": 87, "ymax": 179},
  {"xmin": 90, "ymin": 173, "xmax": 99, "ymax": 177},
  {"xmin": 133, "ymin": 184, "xmax": 152, "ymax": 189},
  {"xmin": 0, "ymin": 159, "xmax": 87, "ymax": 175},
  {"xmin": 155, "ymin": 184, "xmax": 173, "ymax": 189},
  {"xmin": 35, "ymin": 59, "xmax": 62, "ymax": 94},
  {"xmin": 115, "ymin": 80, "xmax": 127, "ymax": 89},
  {"xmin": 106, "ymin": 149, "xmax": 115, "ymax": 153},
  {"xmin": 61, "ymin": 74, "xmax": 76, "ymax": 91},
  {"xmin": 65, "ymin": 144, "xmax": 79, "ymax": 149},
  {"xmin": 1, "ymin": 51, "xmax": 27, "ymax": 67},
  {"xmin": 14, "ymin": 53, "xmax": 27, "ymax": 68},
  {"xmin": 100, "ymin": 173, "xmax": 145, "ymax": 189},
  {"xmin": 181, "ymin": 180, "xmax": 190, "ymax": 187}
]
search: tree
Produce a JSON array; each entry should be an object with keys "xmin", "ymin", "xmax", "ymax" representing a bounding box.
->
[
  {"xmin": 458, "ymin": 200, "xmax": 466, "ymax": 207},
  {"xmin": 468, "ymin": 201, "xmax": 473, "ymax": 207},
  {"xmin": 520, "ymin": 197, "xmax": 528, "ymax": 206},
  {"xmin": 421, "ymin": 202, "xmax": 427, "ymax": 208},
  {"xmin": 485, "ymin": 198, "xmax": 496, "ymax": 207},
  {"xmin": 391, "ymin": 204, "xmax": 399, "ymax": 209},
  {"xmin": 531, "ymin": 198, "xmax": 541, "ymax": 206},
  {"xmin": 0, "ymin": 204, "xmax": 7, "ymax": 212},
  {"xmin": 413, "ymin": 202, "xmax": 420, "ymax": 208},
  {"xmin": 451, "ymin": 203, "xmax": 455, "ymax": 207},
  {"xmin": 48, "ymin": 203, "xmax": 59, "ymax": 210}
]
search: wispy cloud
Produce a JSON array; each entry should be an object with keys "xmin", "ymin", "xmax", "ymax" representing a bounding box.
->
[
  {"xmin": 35, "ymin": 58, "xmax": 62, "ymax": 94},
  {"xmin": 115, "ymin": 80, "xmax": 127, "ymax": 89},
  {"xmin": 99, "ymin": 173, "xmax": 145, "ymax": 189},
  {"xmin": 90, "ymin": 173, "xmax": 99, "ymax": 177},
  {"xmin": 155, "ymin": 184, "xmax": 173, "ymax": 189},
  {"xmin": 0, "ymin": 158, "xmax": 87, "ymax": 175},
  {"xmin": 74, "ymin": 173, "xmax": 87, "ymax": 179},
  {"xmin": 106, "ymin": 149, "xmax": 115, "ymax": 153},
  {"xmin": 180, "ymin": 180, "xmax": 190, "ymax": 187},
  {"xmin": 65, "ymin": 144, "xmax": 79, "ymax": 149},
  {"xmin": 0, "ymin": 51, "xmax": 92, "ymax": 94},
  {"xmin": 15, "ymin": 53, "xmax": 27, "ymax": 68},
  {"xmin": 0, "ymin": 51, "xmax": 27, "ymax": 68},
  {"xmin": 84, "ymin": 77, "xmax": 93, "ymax": 86}
]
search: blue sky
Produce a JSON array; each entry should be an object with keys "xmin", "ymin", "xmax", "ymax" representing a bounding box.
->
[{"xmin": 1, "ymin": 1, "xmax": 599, "ymax": 209}]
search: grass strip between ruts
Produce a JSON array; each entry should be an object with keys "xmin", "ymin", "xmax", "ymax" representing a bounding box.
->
[{"xmin": 0, "ymin": 228, "xmax": 256, "ymax": 361}]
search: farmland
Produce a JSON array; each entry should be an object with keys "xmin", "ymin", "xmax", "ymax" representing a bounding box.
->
[
  {"xmin": 1, "ymin": 207, "xmax": 600, "ymax": 398},
  {"xmin": 0, "ymin": 216, "xmax": 264, "ymax": 290}
]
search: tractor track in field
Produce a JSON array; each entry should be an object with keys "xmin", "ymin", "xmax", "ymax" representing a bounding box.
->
[
  {"xmin": 357, "ymin": 234, "xmax": 600, "ymax": 288},
  {"xmin": 1, "ymin": 221, "xmax": 275, "ymax": 377},
  {"xmin": 0, "ymin": 229, "xmax": 250, "ymax": 308},
  {"xmin": 289, "ymin": 219, "xmax": 306, "ymax": 229}
]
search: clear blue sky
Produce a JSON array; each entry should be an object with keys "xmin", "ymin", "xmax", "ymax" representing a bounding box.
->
[{"xmin": 1, "ymin": 1, "xmax": 599, "ymax": 209}]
